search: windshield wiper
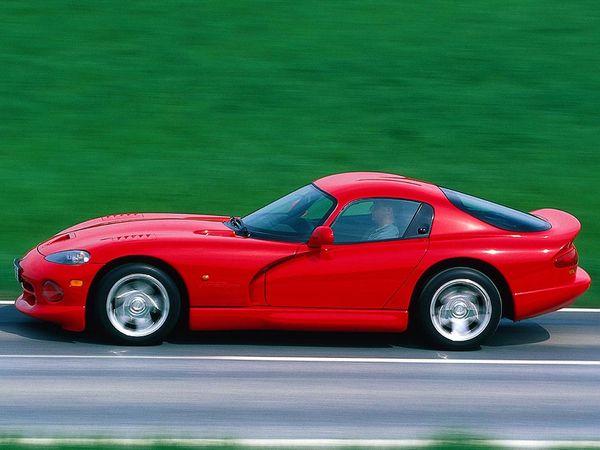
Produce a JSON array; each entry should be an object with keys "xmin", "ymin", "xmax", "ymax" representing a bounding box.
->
[{"xmin": 229, "ymin": 216, "xmax": 250, "ymax": 237}]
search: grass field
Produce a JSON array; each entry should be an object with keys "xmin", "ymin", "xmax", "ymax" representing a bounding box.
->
[{"xmin": 1, "ymin": 1, "xmax": 598, "ymax": 305}]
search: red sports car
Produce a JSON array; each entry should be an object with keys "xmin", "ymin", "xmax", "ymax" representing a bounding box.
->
[{"xmin": 14, "ymin": 172, "xmax": 591, "ymax": 349}]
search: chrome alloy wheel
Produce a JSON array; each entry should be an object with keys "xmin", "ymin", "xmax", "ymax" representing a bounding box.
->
[
  {"xmin": 106, "ymin": 273, "xmax": 170, "ymax": 338},
  {"xmin": 429, "ymin": 278, "xmax": 492, "ymax": 342}
]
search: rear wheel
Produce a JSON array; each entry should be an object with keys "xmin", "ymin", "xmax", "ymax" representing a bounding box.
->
[
  {"xmin": 416, "ymin": 267, "xmax": 501, "ymax": 350},
  {"xmin": 93, "ymin": 263, "xmax": 181, "ymax": 345}
]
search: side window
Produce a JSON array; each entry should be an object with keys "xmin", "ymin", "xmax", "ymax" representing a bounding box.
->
[{"xmin": 331, "ymin": 198, "xmax": 423, "ymax": 244}]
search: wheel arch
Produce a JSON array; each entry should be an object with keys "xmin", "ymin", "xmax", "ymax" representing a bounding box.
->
[
  {"xmin": 409, "ymin": 257, "xmax": 514, "ymax": 321},
  {"xmin": 85, "ymin": 255, "xmax": 190, "ymax": 330}
]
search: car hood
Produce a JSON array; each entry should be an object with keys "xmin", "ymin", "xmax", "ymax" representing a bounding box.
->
[{"xmin": 38, "ymin": 213, "xmax": 235, "ymax": 256}]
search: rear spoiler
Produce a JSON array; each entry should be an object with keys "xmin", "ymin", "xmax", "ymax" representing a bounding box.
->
[{"xmin": 530, "ymin": 208, "xmax": 581, "ymax": 242}]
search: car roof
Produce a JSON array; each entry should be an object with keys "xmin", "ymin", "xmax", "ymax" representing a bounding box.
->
[{"xmin": 313, "ymin": 172, "xmax": 445, "ymax": 204}]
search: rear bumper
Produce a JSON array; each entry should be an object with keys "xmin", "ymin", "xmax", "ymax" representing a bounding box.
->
[{"xmin": 514, "ymin": 267, "xmax": 591, "ymax": 320}]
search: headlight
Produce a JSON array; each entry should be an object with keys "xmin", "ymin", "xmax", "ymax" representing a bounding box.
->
[{"xmin": 45, "ymin": 250, "xmax": 91, "ymax": 265}]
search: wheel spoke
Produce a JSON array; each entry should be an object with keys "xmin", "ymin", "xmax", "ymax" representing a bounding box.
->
[
  {"xmin": 437, "ymin": 290, "xmax": 455, "ymax": 304},
  {"xmin": 449, "ymin": 318, "xmax": 470, "ymax": 337},
  {"xmin": 440, "ymin": 315, "xmax": 452, "ymax": 329},
  {"xmin": 114, "ymin": 280, "xmax": 136, "ymax": 299},
  {"xmin": 464, "ymin": 301, "xmax": 480, "ymax": 322},
  {"xmin": 115, "ymin": 304, "xmax": 130, "ymax": 325},
  {"xmin": 115, "ymin": 290, "xmax": 137, "ymax": 300},
  {"xmin": 133, "ymin": 316, "xmax": 153, "ymax": 331},
  {"xmin": 146, "ymin": 296, "xmax": 161, "ymax": 311},
  {"xmin": 132, "ymin": 280, "xmax": 155, "ymax": 295}
]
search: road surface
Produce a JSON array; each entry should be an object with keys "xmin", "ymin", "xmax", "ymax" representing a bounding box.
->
[{"xmin": 0, "ymin": 304, "xmax": 598, "ymax": 441}]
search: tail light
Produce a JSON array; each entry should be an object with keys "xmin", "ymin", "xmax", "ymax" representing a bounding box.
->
[
  {"xmin": 42, "ymin": 280, "xmax": 64, "ymax": 302},
  {"xmin": 554, "ymin": 242, "xmax": 578, "ymax": 268}
]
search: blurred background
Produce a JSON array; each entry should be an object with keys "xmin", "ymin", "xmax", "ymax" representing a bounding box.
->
[{"xmin": 1, "ymin": 1, "xmax": 598, "ymax": 304}]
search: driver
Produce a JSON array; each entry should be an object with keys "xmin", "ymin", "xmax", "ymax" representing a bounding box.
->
[{"xmin": 364, "ymin": 200, "xmax": 399, "ymax": 241}]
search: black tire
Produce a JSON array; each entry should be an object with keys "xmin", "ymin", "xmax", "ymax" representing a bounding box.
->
[
  {"xmin": 416, "ymin": 267, "xmax": 501, "ymax": 350},
  {"xmin": 92, "ymin": 263, "xmax": 181, "ymax": 345}
]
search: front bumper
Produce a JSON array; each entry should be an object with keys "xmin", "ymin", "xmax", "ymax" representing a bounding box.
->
[
  {"xmin": 14, "ymin": 248, "xmax": 98, "ymax": 332},
  {"xmin": 514, "ymin": 267, "xmax": 592, "ymax": 320},
  {"xmin": 16, "ymin": 296, "xmax": 87, "ymax": 332}
]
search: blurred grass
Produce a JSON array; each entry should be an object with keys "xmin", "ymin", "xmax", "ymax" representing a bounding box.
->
[
  {"xmin": 1, "ymin": 439, "xmax": 599, "ymax": 450},
  {"xmin": 0, "ymin": 1, "xmax": 598, "ymax": 305},
  {"xmin": 0, "ymin": 440, "xmax": 587, "ymax": 450}
]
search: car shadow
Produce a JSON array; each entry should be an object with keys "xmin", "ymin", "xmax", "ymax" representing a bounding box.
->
[
  {"xmin": 167, "ymin": 319, "xmax": 550, "ymax": 349},
  {"xmin": 484, "ymin": 320, "xmax": 550, "ymax": 347},
  {"xmin": 0, "ymin": 306, "xmax": 100, "ymax": 345},
  {"xmin": 1, "ymin": 306, "xmax": 550, "ymax": 349},
  {"xmin": 168, "ymin": 328, "xmax": 408, "ymax": 348}
]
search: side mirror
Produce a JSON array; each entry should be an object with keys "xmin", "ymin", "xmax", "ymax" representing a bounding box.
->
[{"xmin": 307, "ymin": 226, "xmax": 334, "ymax": 248}]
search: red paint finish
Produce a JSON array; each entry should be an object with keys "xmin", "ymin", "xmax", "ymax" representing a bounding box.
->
[
  {"xmin": 189, "ymin": 307, "xmax": 408, "ymax": 332},
  {"xmin": 15, "ymin": 172, "xmax": 591, "ymax": 335},
  {"xmin": 266, "ymin": 238, "xmax": 428, "ymax": 309}
]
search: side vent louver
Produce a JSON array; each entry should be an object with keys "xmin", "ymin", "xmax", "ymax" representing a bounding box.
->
[
  {"xmin": 101, "ymin": 234, "xmax": 155, "ymax": 241},
  {"xmin": 102, "ymin": 213, "xmax": 144, "ymax": 221}
]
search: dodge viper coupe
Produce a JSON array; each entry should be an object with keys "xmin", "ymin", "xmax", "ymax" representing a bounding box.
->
[{"xmin": 14, "ymin": 172, "xmax": 591, "ymax": 349}]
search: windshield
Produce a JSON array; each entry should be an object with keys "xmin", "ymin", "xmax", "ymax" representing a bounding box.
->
[{"xmin": 240, "ymin": 184, "xmax": 336, "ymax": 242}]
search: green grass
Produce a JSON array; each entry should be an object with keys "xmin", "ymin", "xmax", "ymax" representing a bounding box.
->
[
  {"xmin": 1, "ymin": 1, "xmax": 598, "ymax": 305},
  {"xmin": 0, "ymin": 443, "xmax": 513, "ymax": 450}
]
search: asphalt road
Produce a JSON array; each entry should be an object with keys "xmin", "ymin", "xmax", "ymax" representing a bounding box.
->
[{"xmin": 0, "ymin": 304, "xmax": 599, "ymax": 441}]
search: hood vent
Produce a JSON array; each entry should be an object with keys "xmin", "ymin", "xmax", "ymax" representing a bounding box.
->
[
  {"xmin": 102, "ymin": 233, "xmax": 156, "ymax": 241},
  {"xmin": 102, "ymin": 213, "xmax": 144, "ymax": 221},
  {"xmin": 47, "ymin": 233, "xmax": 73, "ymax": 245}
]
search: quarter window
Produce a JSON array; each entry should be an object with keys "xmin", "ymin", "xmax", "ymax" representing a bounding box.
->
[{"xmin": 441, "ymin": 188, "xmax": 551, "ymax": 232}]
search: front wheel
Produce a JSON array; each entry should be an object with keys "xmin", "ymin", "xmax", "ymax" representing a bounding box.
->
[
  {"xmin": 416, "ymin": 267, "xmax": 502, "ymax": 350},
  {"xmin": 92, "ymin": 263, "xmax": 181, "ymax": 345}
]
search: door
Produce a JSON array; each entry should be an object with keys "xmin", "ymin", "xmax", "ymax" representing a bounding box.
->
[{"xmin": 265, "ymin": 199, "xmax": 432, "ymax": 309}]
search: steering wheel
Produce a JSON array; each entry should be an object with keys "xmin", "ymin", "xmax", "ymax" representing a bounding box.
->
[{"xmin": 289, "ymin": 217, "xmax": 313, "ymax": 235}]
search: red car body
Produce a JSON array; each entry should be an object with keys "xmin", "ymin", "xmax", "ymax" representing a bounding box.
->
[{"xmin": 15, "ymin": 172, "xmax": 591, "ymax": 335}]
